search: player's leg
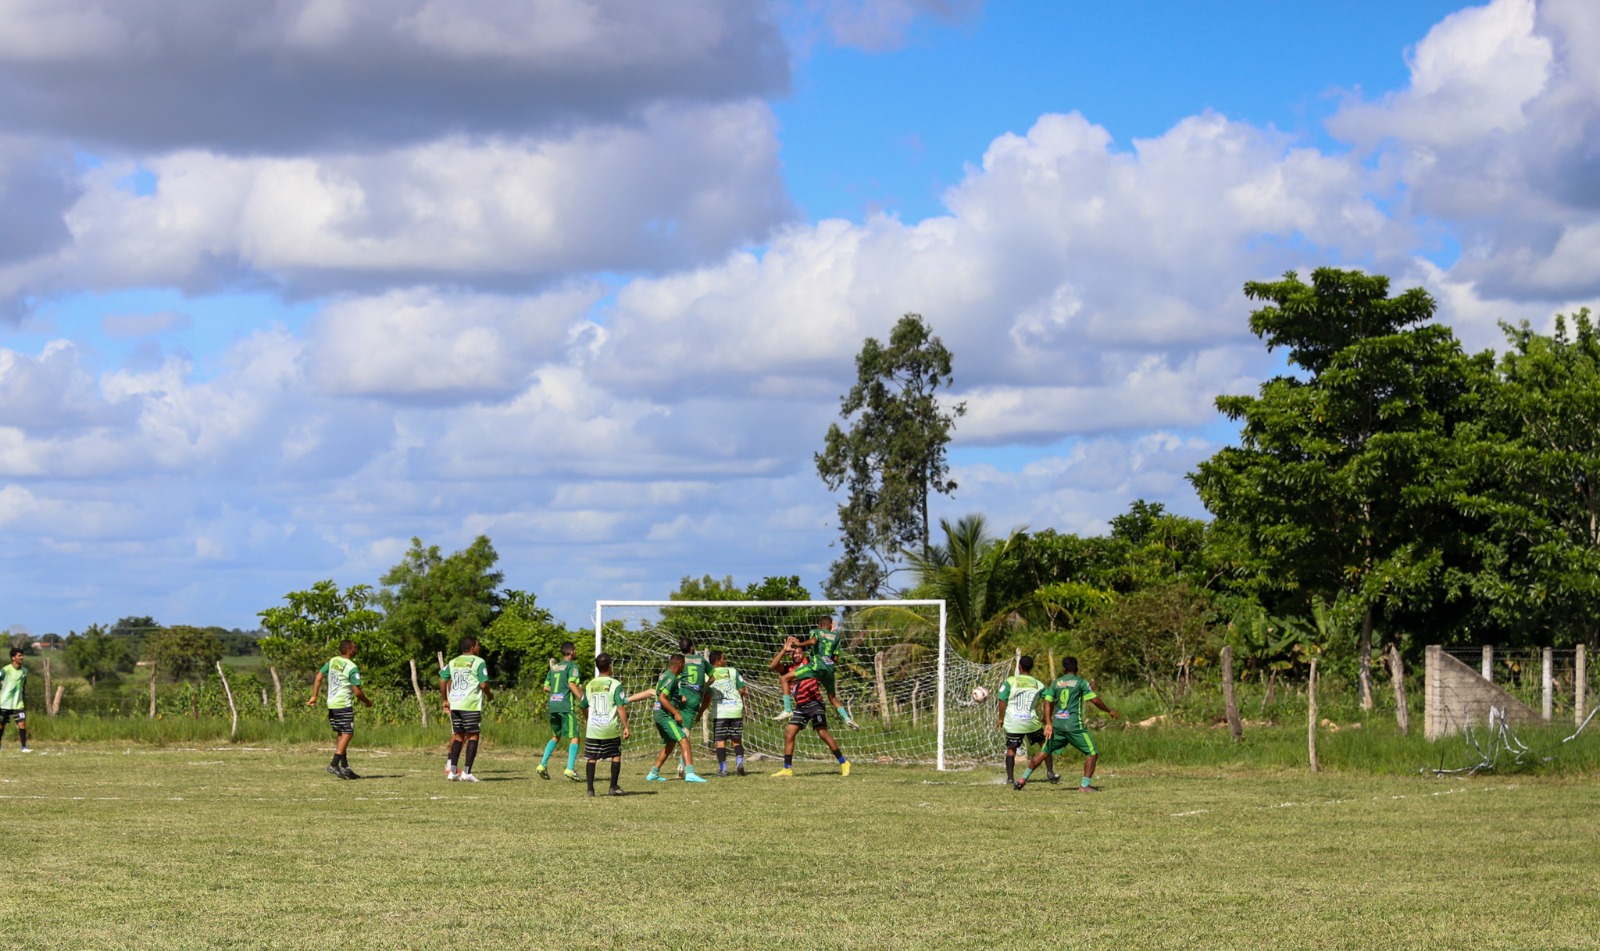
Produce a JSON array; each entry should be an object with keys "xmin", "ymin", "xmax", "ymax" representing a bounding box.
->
[
  {"xmin": 609, "ymin": 753, "xmax": 625, "ymax": 795},
  {"xmin": 1004, "ymin": 733, "xmax": 1021, "ymax": 784},
  {"xmin": 459, "ymin": 725, "xmax": 481, "ymax": 781},
  {"xmin": 774, "ymin": 722, "xmax": 800, "ymax": 776},
  {"xmin": 819, "ymin": 668, "xmax": 859, "ymax": 730},
  {"xmin": 678, "ymin": 735, "xmax": 705, "ymax": 782},
  {"xmin": 327, "ymin": 708, "xmax": 354, "ymax": 778},
  {"xmin": 448, "ymin": 718, "xmax": 466, "ymax": 780},
  {"xmin": 1073, "ymin": 732, "xmax": 1101, "ymax": 791},
  {"xmin": 0, "ymin": 715, "xmax": 7, "ymax": 748},
  {"xmin": 647, "ymin": 717, "xmax": 681, "ymax": 781},
  {"xmin": 815, "ymin": 723, "xmax": 849, "ymax": 776},
  {"xmin": 584, "ymin": 741, "xmax": 599, "ymax": 796},
  {"xmin": 1016, "ymin": 734, "xmax": 1064, "ymax": 790},
  {"xmin": 538, "ymin": 711, "xmax": 561, "ymax": 778},
  {"xmin": 731, "ymin": 719, "xmax": 746, "ymax": 775},
  {"xmin": 773, "ymin": 670, "xmax": 797, "ymax": 719},
  {"xmin": 714, "ymin": 728, "xmax": 727, "ymax": 775},
  {"xmin": 564, "ymin": 714, "xmax": 582, "ymax": 779},
  {"xmin": 14, "ymin": 712, "xmax": 26, "ymax": 752}
]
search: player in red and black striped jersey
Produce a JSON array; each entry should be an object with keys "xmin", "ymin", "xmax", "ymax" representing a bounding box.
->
[{"xmin": 769, "ymin": 644, "xmax": 849, "ymax": 778}]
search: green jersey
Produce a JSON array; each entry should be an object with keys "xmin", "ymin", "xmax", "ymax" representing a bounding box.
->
[
  {"xmin": 653, "ymin": 670, "xmax": 683, "ymax": 715},
  {"xmin": 997, "ymin": 674, "xmax": 1046, "ymax": 733},
  {"xmin": 580, "ymin": 676, "xmax": 628, "ymax": 740},
  {"xmin": 679, "ymin": 652, "xmax": 711, "ymax": 708},
  {"xmin": 441, "ymin": 654, "xmax": 489, "ymax": 712},
  {"xmin": 710, "ymin": 665, "xmax": 745, "ymax": 719},
  {"xmin": 320, "ymin": 656, "xmax": 362, "ymax": 708},
  {"xmin": 1046, "ymin": 674, "xmax": 1097, "ymax": 731},
  {"xmin": 808, "ymin": 627, "xmax": 841, "ymax": 669},
  {"xmin": 0, "ymin": 663, "xmax": 25, "ymax": 710},
  {"xmin": 545, "ymin": 660, "xmax": 581, "ymax": 713}
]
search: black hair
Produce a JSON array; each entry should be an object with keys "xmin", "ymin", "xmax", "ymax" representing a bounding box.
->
[
  {"xmin": 595, "ymin": 653, "xmax": 613, "ymax": 673},
  {"xmin": 1061, "ymin": 656, "xmax": 1079, "ymax": 674},
  {"xmin": 678, "ymin": 636, "xmax": 694, "ymax": 653},
  {"xmin": 668, "ymin": 653, "xmax": 685, "ymax": 666},
  {"xmin": 709, "ymin": 650, "xmax": 725, "ymax": 665},
  {"xmin": 8, "ymin": 648, "xmax": 22, "ymax": 658},
  {"xmin": 458, "ymin": 636, "xmax": 479, "ymax": 654},
  {"xmin": 559, "ymin": 641, "xmax": 576, "ymax": 657},
  {"xmin": 338, "ymin": 639, "xmax": 356, "ymax": 654},
  {"xmin": 1019, "ymin": 655, "xmax": 1034, "ymax": 673}
]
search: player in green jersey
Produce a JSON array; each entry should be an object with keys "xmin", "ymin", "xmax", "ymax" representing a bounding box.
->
[
  {"xmin": 995, "ymin": 655, "xmax": 1056, "ymax": 786},
  {"xmin": 781, "ymin": 616, "xmax": 860, "ymax": 729},
  {"xmin": 673, "ymin": 636, "xmax": 712, "ymax": 776},
  {"xmin": 643, "ymin": 654, "xmax": 707, "ymax": 783},
  {"xmin": 579, "ymin": 653, "xmax": 631, "ymax": 797},
  {"xmin": 1016, "ymin": 657, "xmax": 1118, "ymax": 792},
  {"xmin": 707, "ymin": 650, "xmax": 748, "ymax": 776},
  {"xmin": 306, "ymin": 640, "xmax": 373, "ymax": 779},
  {"xmin": 0, "ymin": 649, "xmax": 30, "ymax": 753},
  {"xmin": 440, "ymin": 636, "xmax": 494, "ymax": 782},
  {"xmin": 538, "ymin": 641, "xmax": 585, "ymax": 782}
]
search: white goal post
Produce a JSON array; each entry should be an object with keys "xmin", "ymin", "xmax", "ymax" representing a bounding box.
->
[{"xmin": 594, "ymin": 599, "xmax": 1012, "ymax": 770}]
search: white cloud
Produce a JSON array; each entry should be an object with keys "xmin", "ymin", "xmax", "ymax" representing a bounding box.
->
[{"xmin": 101, "ymin": 311, "xmax": 191, "ymax": 337}]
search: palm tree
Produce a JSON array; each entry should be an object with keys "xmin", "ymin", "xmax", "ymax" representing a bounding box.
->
[{"xmin": 903, "ymin": 513, "xmax": 1024, "ymax": 661}]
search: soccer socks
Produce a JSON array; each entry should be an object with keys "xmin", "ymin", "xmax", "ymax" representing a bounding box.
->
[
  {"xmin": 1080, "ymin": 776, "xmax": 1093, "ymax": 789},
  {"xmin": 783, "ymin": 754, "xmax": 793, "ymax": 769},
  {"xmin": 463, "ymin": 739, "xmax": 479, "ymax": 774},
  {"xmin": 540, "ymin": 738, "xmax": 557, "ymax": 767},
  {"xmin": 734, "ymin": 743, "xmax": 744, "ymax": 768},
  {"xmin": 782, "ymin": 695, "xmax": 794, "ymax": 713},
  {"xmin": 447, "ymin": 738, "xmax": 463, "ymax": 769},
  {"xmin": 330, "ymin": 754, "xmax": 341, "ymax": 768},
  {"xmin": 609, "ymin": 760, "xmax": 622, "ymax": 790},
  {"xmin": 585, "ymin": 761, "xmax": 596, "ymax": 793},
  {"xmin": 835, "ymin": 750, "xmax": 846, "ymax": 764},
  {"xmin": 716, "ymin": 747, "xmax": 727, "ymax": 772},
  {"xmin": 1020, "ymin": 767, "xmax": 1035, "ymax": 784},
  {"xmin": 566, "ymin": 742, "xmax": 579, "ymax": 772},
  {"xmin": 835, "ymin": 705, "xmax": 850, "ymax": 721},
  {"xmin": 16, "ymin": 728, "xmax": 25, "ymax": 748},
  {"xmin": 1006, "ymin": 754, "xmax": 1015, "ymax": 784}
]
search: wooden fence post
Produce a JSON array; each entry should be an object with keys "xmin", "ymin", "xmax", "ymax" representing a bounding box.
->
[
  {"xmin": 50, "ymin": 685, "xmax": 63, "ymax": 717},
  {"xmin": 1386, "ymin": 644, "xmax": 1409, "ymax": 736},
  {"xmin": 269, "ymin": 667, "xmax": 284, "ymax": 722},
  {"xmin": 1307, "ymin": 657, "xmax": 1320, "ymax": 773},
  {"xmin": 1542, "ymin": 647, "xmax": 1554, "ymax": 720},
  {"xmin": 149, "ymin": 662, "xmax": 158, "ymax": 718},
  {"xmin": 216, "ymin": 662, "xmax": 238, "ymax": 740},
  {"xmin": 1576, "ymin": 644, "xmax": 1587, "ymax": 728},
  {"xmin": 409, "ymin": 659, "xmax": 429, "ymax": 728},
  {"xmin": 1220, "ymin": 645, "xmax": 1242, "ymax": 743},
  {"xmin": 436, "ymin": 652, "xmax": 446, "ymax": 672},
  {"xmin": 42, "ymin": 658, "xmax": 54, "ymax": 716},
  {"xmin": 874, "ymin": 652, "xmax": 890, "ymax": 726}
]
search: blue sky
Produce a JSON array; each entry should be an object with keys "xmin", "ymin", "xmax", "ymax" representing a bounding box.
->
[{"xmin": 0, "ymin": 0, "xmax": 1595, "ymax": 634}]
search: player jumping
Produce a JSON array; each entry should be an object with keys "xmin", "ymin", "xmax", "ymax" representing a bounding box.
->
[
  {"xmin": 0, "ymin": 648, "xmax": 29, "ymax": 753},
  {"xmin": 579, "ymin": 653, "xmax": 630, "ymax": 797},
  {"xmin": 306, "ymin": 639, "xmax": 373, "ymax": 779},
  {"xmin": 996, "ymin": 655, "xmax": 1057, "ymax": 786},
  {"xmin": 538, "ymin": 641, "xmax": 584, "ymax": 782},
  {"xmin": 770, "ymin": 643, "xmax": 849, "ymax": 778},
  {"xmin": 777, "ymin": 616, "xmax": 860, "ymax": 730},
  {"xmin": 441, "ymin": 636, "xmax": 494, "ymax": 782},
  {"xmin": 708, "ymin": 650, "xmax": 747, "ymax": 776},
  {"xmin": 1016, "ymin": 656, "xmax": 1118, "ymax": 792}
]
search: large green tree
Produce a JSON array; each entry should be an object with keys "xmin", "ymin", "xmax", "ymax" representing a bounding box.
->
[
  {"xmin": 63, "ymin": 623, "xmax": 131, "ymax": 685},
  {"xmin": 143, "ymin": 625, "xmax": 225, "ymax": 682},
  {"xmin": 480, "ymin": 590, "xmax": 578, "ymax": 687},
  {"xmin": 903, "ymin": 513, "xmax": 1025, "ymax": 661},
  {"xmin": 259, "ymin": 581, "xmax": 388, "ymax": 681},
  {"xmin": 1190, "ymin": 268, "xmax": 1480, "ymax": 708},
  {"xmin": 816, "ymin": 314, "xmax": 966, "ymax": 597},
  {"xmin": 379, "ymin": 536, "xmax": 503, "ymax": 662}
]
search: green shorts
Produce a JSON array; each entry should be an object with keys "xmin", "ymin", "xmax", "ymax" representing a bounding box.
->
[
  {"xmin": 813, "ymin": 665, "xmax": 837, "ymax": 697},
  {"xmin": 678, "ymin": 699, "xmax": 702, "ymax": 724},
  {"xmin": 1045, "ymin": 728, "xmax": 1097, "ymax": 757},
  {"xmin": 654, "ymin": 714, "xmax": 687, "ymax": 745},
  {"xmin": 548, "ymin": 711, "xmax": 578, "ymax": 740}
]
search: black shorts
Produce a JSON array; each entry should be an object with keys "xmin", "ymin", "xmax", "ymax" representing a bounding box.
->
[
  {"xmin": 0, "ymin": 708, "xmax": 24, "ymax": 725},
  {"xmin": 1006, "ymin": 729, "xmax": 1046, "ymax": 751},
  {"xmin": 714, "ymin": 717, "xmax": 744, "ymax": 741},
  {"xmin": 791, "ymin": 701, "xmax": 828, "ymax": 731},
  {"xmin": 449, "ymin": 710, "xmax": 483, "ymax": 736},
  {"xmin": 327, "ymin": 706, "xmax": 355, "ymax": 736},
  {"xmin": 585, "ymin": 737, "xmax": 622, "ymax": 760}
]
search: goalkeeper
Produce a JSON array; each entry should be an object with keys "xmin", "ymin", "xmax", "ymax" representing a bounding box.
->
[
  {"xmin": 777, "ymin": 616, "xmax": 860, "ymax": 730},
  {"xmin": 1016, "ymin": 656, "xmax": 1118, "ymax": 792},
  {"xmin": 995, "ymin": 654, "xmax": 1057, "ymax": 786},
  {"xmin": 770, "ymin": 644, "xmax": 849, "ymax": 778}
]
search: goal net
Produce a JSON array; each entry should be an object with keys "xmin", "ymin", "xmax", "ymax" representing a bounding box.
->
[{"xmin": 594, "ymin": 600, "xmax": 1013, "ymax": 769}]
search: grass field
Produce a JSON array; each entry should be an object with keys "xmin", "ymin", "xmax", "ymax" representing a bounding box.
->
[{"xmin": 3, "ymin": 740, "xmax": 1598, "ymax": 950}]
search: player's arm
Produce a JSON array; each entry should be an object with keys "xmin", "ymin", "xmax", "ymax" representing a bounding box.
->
[
  {"xmin": 619, "ymin": 696, "xmax": 631, "ymax": 740},
  {"xmin": 481, "ymin": 678, "xmax": 494, "ymax": 704},
  {"xmin": 305, "ymin": 672, "xmax": 324, "ymax": 707},
  {"xmin": 1042, "ymin": 698, "xmax": 1055, "ymax": 737},
  {"xmin": 569, "ymin": 675, "xmax": 584, "ymax": 702},
  {"xmin": 352, "ymin": 685, "xmax": 373, "ymax": 708},
  {"xmin": 439, "ymin": 674, "xmax": 451, "ymax": 712},
  {"xmin": 995, "ymin": 695, "xmax": 1007, "ymax": 730},
  {"xmin": 768, "ymin": 646, "xmax": 790, "ymax": 673},
  {"xmin": 1089, "ymin": 696, "xmax": 1118, "ymax": 719},
  {"xmin": 658, "ymin": 688, "xmax": 682, "ymax": 722}
]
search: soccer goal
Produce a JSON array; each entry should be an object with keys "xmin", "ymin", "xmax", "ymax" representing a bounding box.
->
[{"xmin": 594, "ymin": 600, "xmax": 1013, "ymax": 770}]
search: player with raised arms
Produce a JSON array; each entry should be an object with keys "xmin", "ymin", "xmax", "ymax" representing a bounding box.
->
[
  {"xmin": 779, "ymin": 616, "xmax": 860, "ymax": 730},
  {"xmin": 1016, "ymin": 656, "xmax": 1118, "ymax": 792},
  {"xmin": 537, "ymin": 641, "xmax": 584, "ymax": 782},
  {"xmin": 579, "ymin": 652, "xmax": 630, "ymax": 797},
  {"xmin": 642, "ymin": 654, "xmax": 707, "ymax": 784},
  {"xmin": 441, "ymin": 636, "xmax": 494, "ymax": 782},
  {"xmin": 770, "ymin": 643, "xmax": 849, "ymax": 778},
  {"xmin": 707, "ymin": 650, "xmax": 748, "ymax": 776},
  {"xmin": 306, "ymin": 639, "xmax": 373, "ymax": 779},
  {"xmin": 1, "ymin": 648, "xmax": 30, "ymax": 753},
  {"xmin": 996, "ymin": 654, "xmax": 1057, "ymax": 787}
]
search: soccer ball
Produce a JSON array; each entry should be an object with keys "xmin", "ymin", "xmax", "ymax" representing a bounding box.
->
[{"xmin": 971, "ymin": 686, "xmax": 989, "ymax": 703}]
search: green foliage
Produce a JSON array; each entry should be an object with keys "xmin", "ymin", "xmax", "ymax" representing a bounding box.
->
[
  {"xmin": 258, "ymin": 581, "xmax": 388, "ymax": 683},
  {"xmin": 656, "ymin": 574, "xmax": 819, "ymax": 648},
  {"xmin": 63, "ymin": 623, "xmax": 133, "ymax": 684},
  {"xmin": 379, "ymin": 536, "xmax": 504, "ymax": 662},
  {"xmin": 481, "ymin": 590, "xmax": 580, "ymax": 686},
  {"xmin": 1078, "ymin": 580, "xmax": 1221, "ymax": 706},
  {"xmin": 142, "ymin": 625, "xmax": 225, "ymax": 682},
  {"xmin": 817, "ymin": 313, "xmax": 966, "ymax": 597},
  {"xmin": 903, "ymin": 513, "xmax": 1024, "ymax": 661}
]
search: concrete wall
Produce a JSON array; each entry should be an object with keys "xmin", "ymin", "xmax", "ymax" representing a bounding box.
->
[{"xmin": 1424, "ymin": 645, "xmax": 1541, "ymax": 740}]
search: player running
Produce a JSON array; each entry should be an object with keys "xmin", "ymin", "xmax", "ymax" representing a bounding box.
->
[
  {"xmin": 441, "ymin": 636, "xmax": 494, "ymax": 782},
  {"xmin": 306, "ymin": 639, "xmax": 373, "ymax": 779},
  {"xmin": 707, "ymin": 650, "xmax": 748, "ymax": 776},
  {"xmin": 643, "ymin": 654, "xmax": 707, "ymax": 784},
  {"xmin": 579, "ymin": 653, "xmax": 631, "ymax": 797},
  {"xmin": 770, "ymin": 643, "xmax": 849, "ymax": 778},
  {"xmin": 779, "ymin": 616, "xmax": 860, "ymax": 729},
  {"xmin": 538, "ymin": 641, "xmax": 584, "ymax": 782},
  {"xmin": 1016, "ymin": 656, "xmax": 1118, "ymax": 792},
  {"xmin": 995, "ymin": 655, "xmax": 1057, "ymax": 786},
  {"xmin": 1, "ymin": 649, "xmax": 30, "ymax": 752}
]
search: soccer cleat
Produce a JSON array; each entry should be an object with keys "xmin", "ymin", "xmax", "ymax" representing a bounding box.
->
[
  {"xmin": 736, "ymin": 764, "xmax": 746, "ymax": 777},
  {"xmin": 327, "ymin": 765, "xmax": 346, "ymax": 779},
  {"xmin": 446, "ymin": 771, "xmax": 460, "ymax": 781},
  {"xmin": 771, "ymin": 768, "xmax": 794, "ymax": 778},
  {"xmin": 645, "ymin": 771, "xmax": 668, "ymax": 782},
  {"xmin": 587, "ymin": 788, "xmax": 596, "ymax": 797},
  {"xmin": 840, "ymin": 760, "xmax": 851, "ymax": 777},
  {"xmin": 458, "ymin": 772, "xmax": 479, "ymax": 782},
  {"xmin": 1047, "ymin": 774, "xmax": 1061, "ymax": 785},
  {"xmin": 536, "ymin": 763, "xmax": 550, "ymax": 780},
  {"xmin": 846, "ymin": 719, "xmax": 861, "ymax": 731},
  {"xmin": 1078, "ymin": 784, "xmax": 1101, "ymax": 793},
  {"xmin": 608, "ymin": 786, "xmax": 627, "ymax": 796},
  {"xmin": 339, "ymin": 766, "xmax": 361, "ymax": 779},
  {"xmin": 771, "ymin": 710, "xmax": 793, "ymax": 721},
  {"xmin": 563, "ymin": 768, "xmax": 581, "ymax": 782},
  {"xmin": 718, "ymin": 768, "xmax": 727, "ymax": 777},
  {"xmin": 684, "ymin": 772, "xmax": 707, "ymax": 783},
  {"xmin": 19, "ymin": 746, "xmax": 31, "ymax": 753}
]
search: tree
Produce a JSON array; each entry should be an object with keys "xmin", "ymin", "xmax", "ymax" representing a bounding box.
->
[
  {"xmin": 903, "ymin": 513, "xmax": 1025, "ymax": 661},
  {"xmin": 817, "ymin": 314, "xmax": 966, "ymax": 597},
  {"xmin": 63, "ymin": 624, "xmax": 130, "ymax": 685},
  {"xmin": 379, "ymin": 536, "xmax": 503, "ymax": 662},
  {"xmin": 143, "ymin": 626, "xmax": 224, "ymax": 682},
  {"xmin": 1191, "ymin": 268, "xmax": 1478, "ymax": 709},
  {"xmin": 1078, "ymin": 581, "xmax": 1219, "ymax": 706},
  {"xmin": 481, "ymin": 590, "xmax": 578, "ymax": 687},
  {"xmin": 259, "ymin": 581, "xmax": 387, "ymax": 681}
]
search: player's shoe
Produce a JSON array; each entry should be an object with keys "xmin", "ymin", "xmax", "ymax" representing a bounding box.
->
[
  {"xmin": 586, "ymin": 787, "xmax": 595, "ymax": 797},
  {"xmin": 536, "ymin": 763, "xmax": 550, "ymax": 780},
  {"xmin": 771, "ymin": 767, "xmax": 794, "ymax": 778},
  {"xmin": 771, "ymin": 709, "xmax": 793, "ymax": 721},
  {"xmin": 1013, "ymin": 781, "xmax": 1026, "ymax": 791},
  {"xmin": 458, "ymin": 772, "xmax": 479, "ymax": 782},
  {"xmin": 1047, "ymin": 773, "xmax": 1061, "ymax": 785},
  {"xmin": 684, "ymin": 771, "xmax": 707, "ymax": 783},
  {"xmin": 1078, "ymin": 784, "xmax": 1101, "ymax": 793},
  {"xmin": 327, "ymin": 764, "xmax": 346, "ymax": 779},
  {"xmin": 18, "ymin": 746, "xmax": 31, "ymax": 753},
  {"xmin": 608, "ymin": 786, "xmax": 627, "ymax": 796},
  {"xmin": 845, "ymin": 719, "xmax": 861, "ymax": 731},
  {"xmin": 645, "ymin": 770, "xmax": 668, "ymax": 782},
  {"xmin": 736, "ymin": 764, "xmax": 746, "ymax": 776},
  {"xmin": 339, "ymin": 767, "xmax": 361, "ymax": 780},
  {"xmin": 840, "ymin": 760, "xmax": 851, "ymax": 777},
  {"xmin": 564, "ymin": 768, "xmax": 581, "ymax": 782}
]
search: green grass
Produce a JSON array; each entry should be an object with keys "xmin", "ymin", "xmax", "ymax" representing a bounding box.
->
[{"xmin": 2, "ymin": 742, "xmax": 1598, "ymax": 949}]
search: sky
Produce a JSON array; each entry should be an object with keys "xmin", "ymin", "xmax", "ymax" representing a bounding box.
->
[{"xmin": 1, "ymin": 0, "xmax": 1597, "ymax": 634}]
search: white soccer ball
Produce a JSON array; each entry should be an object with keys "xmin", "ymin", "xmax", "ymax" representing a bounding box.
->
[{"xmin": 971, "ymin": 686, "xmax": 989, "ymax": 703}]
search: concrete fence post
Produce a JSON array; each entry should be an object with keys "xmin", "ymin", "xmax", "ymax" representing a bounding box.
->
[
  {"xmin": 1576, "ymin": 644, "xmax": 1587, "ymax": 728},
  {"xmin": 1220, "ymin": 645, "xmax": 1242, "ymax": 743},
  {"xmin": 1482, "ymin": 645, "xmax": 1493, "ymax": 681}
]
